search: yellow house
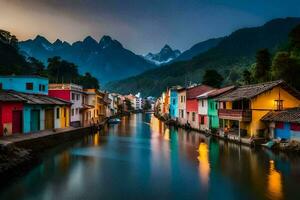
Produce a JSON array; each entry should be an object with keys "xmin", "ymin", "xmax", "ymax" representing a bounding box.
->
[
  {"xmin": 216, "ymin": 80, "xmax": 300, "ymax": 137},
  {"xmin": 59, "ymin": 106, "xmax": 70, "ymax": 128},
  {"xmin": 84, "ymin": 89, "xmax": 102, "ymax": 124}
]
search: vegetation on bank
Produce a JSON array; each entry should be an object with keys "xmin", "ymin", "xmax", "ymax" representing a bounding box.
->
[{"xmin": 0, "ymin": 30, "xmax": 99, "ymax": 89}]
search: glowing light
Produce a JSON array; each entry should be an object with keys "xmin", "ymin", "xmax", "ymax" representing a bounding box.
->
[
  {"xmin": 197, "ymin": 143, "xmax": 210, "ymax": 187},
  {"xmin": 267, "ymin": 160, "xmax": 283, "ymax": 200}
]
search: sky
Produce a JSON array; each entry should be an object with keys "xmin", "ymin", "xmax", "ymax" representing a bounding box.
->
[{"xmin": 1, "ymin": 0, "xmax": 300, "ymax": 54}]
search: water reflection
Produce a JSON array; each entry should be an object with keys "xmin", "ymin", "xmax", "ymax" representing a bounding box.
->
[
  {"xmin": 268, "ymin": 160, "xmax": 283, "ymax": 199},
  {"xmin": 198, "ymin": 142, "xmax": 210, "ymax": 187},
  {"xmin": 1, "ymin": 113, "xmax": 300, "ymax": 200}
]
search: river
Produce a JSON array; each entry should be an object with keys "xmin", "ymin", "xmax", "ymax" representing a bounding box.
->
[{"xmin": 1, "ymin": 113, "xmax": 300, "ymax": 200}]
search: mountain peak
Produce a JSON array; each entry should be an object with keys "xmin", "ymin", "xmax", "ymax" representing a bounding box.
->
[
  {"xmin": 99, "ymin": 35, "xmax": 123, "ymax": 49},
  {"xmin": 34, "ymin": 35, "xmax": 49, "ymax": 43},
  {"xmin": 83, "ymin": 36, "xmax": 97, "ymax": 44},
  {"xmin": 144, "ymin": 44, "xmax": 181, "ymax": 65},
  {"xmin": 53, "ymin": 39, "xmax": 62, "ymax": 45}
]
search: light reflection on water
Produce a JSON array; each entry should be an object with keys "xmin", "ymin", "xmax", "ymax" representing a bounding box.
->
[{"xmin": 1, "ymin": 113, "xmax": 300, "ymax": 200}]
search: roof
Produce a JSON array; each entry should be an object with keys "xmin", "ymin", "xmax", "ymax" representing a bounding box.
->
[
  {"xmin": 216, "ymin": 80, "xmax": 300, "ymax": 101},
  {"xmin": 0, "ymin": 91, "xmax": 25, "ymax": 102},
  {"xmin": 0, "ymin": 75, "xmax": 48, "ymax": 79},
  {"xmin": 8, "ymin": 90, "xmax": 71, "ymax": 105},
  {"xmin": 261, "ymin": 108, "xmax": 300, "ymax": 123},
  {"xmin": 198, "ymin": 85, "xmax": 236, "ymax": 99},
  {"xmin": 186, "ymin": 85, "xmax": 215, "ymax": 99}
]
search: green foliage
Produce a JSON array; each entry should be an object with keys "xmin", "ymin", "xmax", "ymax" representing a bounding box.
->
[
  {"xmin": 271, "ymin": 51, "xmax": 300, "ymax": 89},
  {"xmin": 254, "ymin": 48, "xmax": 271, "ymax": 82},
  {"xmin": 202, "ymin": 69, "xmax": 223, "ymax": 88},
  {"xmin": 242, "ymin": 69, "xmax": 253, "ymax": 85},
  {"xmin": 78, "ymin": 73, "xmax": 99, "ymax": 89},
  {"xmin": 289, "ymin": 24, "xmax": 300, "ymax": 51}
]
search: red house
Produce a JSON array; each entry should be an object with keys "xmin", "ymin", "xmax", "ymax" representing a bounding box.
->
[
  {"xmin": 186, "ymin": 85, "xmax": 214, "ymax": 129},
  {"xmin": 0, "ymin": 91, "xmax": 24, "ymax": 136}
]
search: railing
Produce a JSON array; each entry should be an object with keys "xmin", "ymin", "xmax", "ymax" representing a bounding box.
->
[{"xmin": 218, "ymin": 109, "xmax": 252, "ymax": 122}]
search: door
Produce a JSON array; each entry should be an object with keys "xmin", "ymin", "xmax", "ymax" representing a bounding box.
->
[
  {"xmin": 12, "ymin": 110, "xmax": 22, "ymax": 134},
  {"xmin": 30, "ymin": 109, "xmax": 40, "ymax": 132},
  {"xmin": 45, "ymin": 108, "xmax": 54, "ymax": 129}
]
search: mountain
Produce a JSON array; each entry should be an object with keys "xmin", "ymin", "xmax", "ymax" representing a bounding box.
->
[
  {"xmin": 19, "ymin": 35, "xmax": 156, "ymax": 84},
  {"xmin": 174, "ymin": 37, "xmax": 223, "ymax": 62},
  {"xmin": 105, "ymin": 17, "xmax": 300, "ymax": 97},
  {"xmin": 144, "ymin": 45, "xmax": 181, "ymax": 65}
]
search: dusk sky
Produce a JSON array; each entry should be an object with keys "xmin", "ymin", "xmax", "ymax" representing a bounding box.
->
[{"xmin": 1, "ymin": 0, "xmax": 300, "ymax": 54}]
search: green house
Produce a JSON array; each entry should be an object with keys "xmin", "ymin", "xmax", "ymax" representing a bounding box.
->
[{"xmin": 207, "ymin": 86, "xmax": 236, "ymax": 129}]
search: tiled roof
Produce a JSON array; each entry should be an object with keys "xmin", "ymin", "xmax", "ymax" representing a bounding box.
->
[
  {"xmin": 216, "ymin": 80, "xmax": 300, "ymax": 101},
  {"xmin": 261, "ymin": 108, "xmax": 300, "ymax": 123},
  {"xmin": 206, "ymin": 85, "xmax": 236, "ymax": 98},
  {"xmin": 8, "ymin": 90, "xmax": 71, "ymax": 105},
  {"xmin": 186, "ymin": 85, "xmax": 215, "ymax": 99}
]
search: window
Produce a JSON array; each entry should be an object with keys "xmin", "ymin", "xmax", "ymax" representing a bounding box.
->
[
  {"xmin": 39, "ymin": 84, "xmax": 42, "ymax": 91},
  {"xmin": 64, "ymin": 108, "xmax": 66, "ymax": 117},
  {"xmin": 76, "ymin": 94, "xmax": 80, "ymax": 101},
  {"xmin": 72, "ymin": 93, "xmax": 75, "ymax": 100},
  {"xmin": 201, "ymin": 100, "xmax": 204, "ymax": 107},
  {"xmin": 181, "ymin": 96, "xmax": 183, "ymax": 103},
  {"xmin": 192, "ymin": 112, "xmax": 195, "ymax": 121},
  {"xmin": 291, "ymin": 123, "xmax": 300, "ymax": 131},
  {"xmin": 276, "ymin": 122, "xmax": 284, "ymax": 129},
  {"xmin": 0, "ymin": 83, "xmax": 2, "ymax": 90},
  {"xmin": 215, "ymin": 103, "xmax": 218, "ymax": 110},
  {"xmin": 76, "ymin": 108, "xmax": 79, "ymax": 114},
  {"xmin": 275, "ymin": 100, "xmax": 284, "ymax": 110},
  {"xmin": 200, "ymin": 116, "xmax": 205, "ymax": 125},
  {"xmin": 26, "ymin": 82, "xmax": 33, "ymax": 90},
  {"xmin": 71, "ymin": 108, "xmax": 74, "ymax": 116},
  {"xmin": 223, "ymin": 102, "xmax": 226, "ymax": 109},
  {"xmin": 56, "ymin": 108, "xmax": 60, "ymax": 119},
  {"xmin": 42, "ymin": 85, "xmax": 45, "ymax": 91},
  {"xmin": 173, "ymin": 99, "xmax": 176, "ymax": 105}
]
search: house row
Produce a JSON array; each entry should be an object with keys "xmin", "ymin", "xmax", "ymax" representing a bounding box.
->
[
  {"xmin": 156, "ymin": 80, "xmax": 300, "ymax": 142},
  {"xmin": 0, "ymin": 75, "xmax": 128, "ymax": 137}
]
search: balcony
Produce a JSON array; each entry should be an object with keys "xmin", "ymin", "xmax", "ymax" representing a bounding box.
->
[{"xmin": 218, "ymin": 109, "xmax": 252, "ymax": 122}]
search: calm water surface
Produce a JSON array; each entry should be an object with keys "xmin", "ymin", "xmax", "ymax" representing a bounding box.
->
[{"xmin": 1, "ymin": 113, "xmax": 300, "ymax": 200}]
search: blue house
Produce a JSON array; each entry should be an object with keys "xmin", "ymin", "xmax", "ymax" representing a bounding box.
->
[
  {"xmin": 262, "ymin": 108, "xmax": 300, "ymax": 141},
  {"xmin": 0, "ymin": 75, "xmax": 48, "ymax": 95},
  {"xmin": 169, "ymin": 86, "xmax": 182, "ymax": 119}
]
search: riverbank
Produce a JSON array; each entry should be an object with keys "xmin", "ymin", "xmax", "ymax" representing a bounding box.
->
[
  {"xmin": 0, "ymin": 111, "xmax": 132, "ymax": 182},
  {"xmin": 154, "ymin": 112, "xmax": 300, "ymax": 154}
]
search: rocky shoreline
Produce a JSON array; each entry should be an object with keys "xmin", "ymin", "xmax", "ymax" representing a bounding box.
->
[{"xmin": 0, "ymin": 145, "xmax": 40, "ymax": 186}]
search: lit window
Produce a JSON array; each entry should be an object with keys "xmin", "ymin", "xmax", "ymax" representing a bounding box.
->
[
  {"xmin": 275, "ymin": 100, "xmax": 283, "ymax": 110},
  {"xmin": 192, "ymin": 112, "xmax": 195, "ymax": 121}
]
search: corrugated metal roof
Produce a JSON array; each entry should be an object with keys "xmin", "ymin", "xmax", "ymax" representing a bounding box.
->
[
  {"xmin": 7, "ymin": 90, "xmax": 71, "ymax": 105},
  {"xmin": 261, "ymin": 108, "xmax": 300, "ymax": 123},
  {"xmin": 0, "ymin": 91, "xmax": 24, "ymax": 102}
]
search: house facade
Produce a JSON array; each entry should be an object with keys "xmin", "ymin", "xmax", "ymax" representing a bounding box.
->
[
  {"xmin": 169, "ymin": 87, "xmax": 181, "ymax": 120},
  {"xmin": 261, "ymin": 108, "xmax": 300, "ymax": 141},
  {"xmin": 177, "ymin": 88, "xmax": 187, "ymax": 125},
  {"xmin": 186, "ymin": 85, "xmax": 214, "ymax": 130},
  {"xmin": 49, "ymin": 83, "xmax": 83, "ymax": 127},
  {"xmin": 216, "ymin": 80, "xmax": 300, "ymax": 138}
]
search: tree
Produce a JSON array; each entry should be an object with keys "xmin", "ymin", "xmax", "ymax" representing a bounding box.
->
[
  {"xmin": 289, "ymin": 24, "xmax": 300, "ymax": 51},
  {"xmin": 78, "ymin": 72, "xmax": 99, "ymax": 89},
  {"xmin": 254, "ymin": 48, "xmax": 271, "ymax": 82},
  {"xmin": 202, "ymin": 69, "xmax": 224, "ymax": 88},
  {"xmin": 242, "ymin": 69, "xmax": 253, "ymax": 84},
  {"xmin": 272, "ymin": 51, "xmax": 300, "ymax": 89},
  {"xmin": 28, "ymin": 57, "xmax": 45, "ymax": 75}
]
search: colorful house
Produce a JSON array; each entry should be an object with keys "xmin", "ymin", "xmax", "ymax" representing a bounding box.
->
[
  {"xmin": 198, "ymin": 86, "xmax": 235, "ymax": 130},
  {"xmin": 0, "ymin": 76, "xmax": 71, "ymax": 134},
  {"xmin": 216, "ymin": 80, "xmax": 300, "ymax": 138},
  {"xmin": 8, "ymin": 91, "xmax": 71, "ymax": 133},
  {"xmin": 186, "ymin": 85, "xmax": 214, "ymax": 130},
  {"xmin": 0, "ymin": 91, "xmax": 24, "ymax": 136},
  {"xmin": 177, "ymin": 88, "xmax": 187, "ymax": 125},
  {"xmin": 169, "ymin": 86, "xmax": 182, "ymax": 120},
  {"xmin": 49, "ymin": 84, "xmax": 83, "ymax": 127},
  {"xmin": 262, "ymin": 108, "xmax": 300, "ymax": 141},
  {"xmin": 0, "ymin": 75, "xmax": 48, "ymax": 95}
]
